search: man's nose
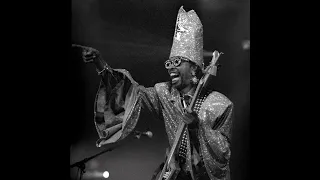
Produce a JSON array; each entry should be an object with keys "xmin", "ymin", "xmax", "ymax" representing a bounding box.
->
[{"xmin": 167, "ymin": 64, "xmax": 176, "ymax": 70}]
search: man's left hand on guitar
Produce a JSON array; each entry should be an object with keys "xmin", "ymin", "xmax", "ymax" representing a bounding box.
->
[{"xmin": 183, "ymin": 108, "xmax": 199, "ymax": 126}]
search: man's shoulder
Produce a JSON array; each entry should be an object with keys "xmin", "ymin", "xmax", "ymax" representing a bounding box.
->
[
  {"xmin": 154, "ymin": 82, "xmax": 170, "ymax": 92},
  {"xmin": 204, "ymin": 91, "xmax": 233, "ymax": 107}
]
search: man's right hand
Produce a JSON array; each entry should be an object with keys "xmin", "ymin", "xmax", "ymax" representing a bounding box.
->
[
  {"xmin": 72, "ymin": 44, "xmax": 100, "ymax": 63},
  {"xmin": 82, "ymin": 47, "xmax": 100, "ymax": 63}
]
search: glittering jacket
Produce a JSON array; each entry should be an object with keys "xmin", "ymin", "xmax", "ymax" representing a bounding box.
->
[{"xmin": 94, "ymin": 68, "xmax": 233, "ymax": 180}]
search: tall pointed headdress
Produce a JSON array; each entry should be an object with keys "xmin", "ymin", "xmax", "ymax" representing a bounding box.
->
[{"xmin": 169, "ymin": 6, "xmax": 204, "ymax": 69}]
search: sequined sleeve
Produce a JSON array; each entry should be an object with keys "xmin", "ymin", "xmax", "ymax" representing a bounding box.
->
[
  {"xmin": 198, "ymin": 92, "xmax": 233, "ymax": 179},
  {"xmin": 94, "ymin": 68, "xmax": 162, "ymax": 147}
]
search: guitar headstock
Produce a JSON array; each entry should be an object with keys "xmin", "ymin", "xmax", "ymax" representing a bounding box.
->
[{"xmin": 204, "ymin": 50, "xmax": 224, "ymax": 76}]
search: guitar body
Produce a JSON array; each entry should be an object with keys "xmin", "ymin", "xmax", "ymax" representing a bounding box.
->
[
  {"xmin": 155, "ymin": 51, "xmax": 223, "ymax": 180},
  {"xmin": 157, "ymin": 166, "xmax": 180, "ymax": 180},
  {"xmin": 156, "ymin": 123, "xmax": 186, "ymax": 180}
]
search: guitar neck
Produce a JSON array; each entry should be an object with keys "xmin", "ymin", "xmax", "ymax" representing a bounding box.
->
[
  {"xmin": 165, "ymin": 122, "xmax": 187, "ymax": 168},
  {"xmin": 157, "ymin": 51, "xmax": 223, "ymax": 180},
  {"xmin": 159, "ymin": 70, "xmax": 211, "ymax": 180}
]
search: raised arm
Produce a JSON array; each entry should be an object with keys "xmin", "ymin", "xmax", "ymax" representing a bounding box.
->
[
  {"xmin": 77, "ymin": 45, "xmax": 162, "ymax": 147},
  {"xmin": 78, "ymin": 44, "xmax": 122, "ymax": 88}
]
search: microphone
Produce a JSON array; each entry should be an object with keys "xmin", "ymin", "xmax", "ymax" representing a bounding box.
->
[{"xmin": 133, "ymin": 130, "xmax": 153, "ymax": 139}]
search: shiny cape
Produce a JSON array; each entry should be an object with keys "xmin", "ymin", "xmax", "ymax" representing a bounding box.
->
[{"xmin": 94, "ymin": 68, "xmax": 233, "ymax": 180}]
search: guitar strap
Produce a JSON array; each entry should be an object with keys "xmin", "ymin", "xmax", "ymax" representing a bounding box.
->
[
  {"xmin": 188, "ymin": 89, "xmax": 212, "ymax": 158},
  {"xmin": 188, "ymin": 89, "xmax": 213, "ymax": 180}
]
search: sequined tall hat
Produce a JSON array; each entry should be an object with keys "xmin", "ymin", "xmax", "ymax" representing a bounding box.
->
[{"xmin": 169, "ymin": 6, "xmax": 204, "ymax": 69}]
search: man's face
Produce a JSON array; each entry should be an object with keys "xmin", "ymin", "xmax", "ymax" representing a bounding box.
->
[{"xmin": 166, "ymin": 57, "xmax": 195, "ymax": 91}]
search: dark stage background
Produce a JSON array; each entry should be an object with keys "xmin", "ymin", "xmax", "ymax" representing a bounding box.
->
[{"xmin": 70, "ymin": 0, "xmax": 250, "ymax": 180}]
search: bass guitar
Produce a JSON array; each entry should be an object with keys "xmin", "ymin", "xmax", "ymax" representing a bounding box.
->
[{"xmin": 156, "ymin": 50, "xmax": 224, "ymax": 180}]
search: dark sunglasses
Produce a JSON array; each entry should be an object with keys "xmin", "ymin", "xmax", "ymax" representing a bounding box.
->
[{"xmin": 164, "ymin": 57, "xmax": 190, "ymax": 69}]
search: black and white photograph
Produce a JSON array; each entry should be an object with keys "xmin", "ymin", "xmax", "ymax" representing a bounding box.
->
[{"xmin": 70, "ymin": 0, "xmax": 250, "ymax": 180}]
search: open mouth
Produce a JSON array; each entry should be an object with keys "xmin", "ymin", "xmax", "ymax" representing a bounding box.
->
[{"xmin": 170, "ymin": 72, "xmax": 180, "ymax": 84}]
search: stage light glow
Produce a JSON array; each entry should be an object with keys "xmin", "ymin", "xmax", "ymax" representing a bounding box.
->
[
  {"xmin": 242, "ymin": 40, "xmax": 250, "ymax": 50},
  {"xmin": 103, "ymin": 171, "xmax": 109, "ymax": 178}
]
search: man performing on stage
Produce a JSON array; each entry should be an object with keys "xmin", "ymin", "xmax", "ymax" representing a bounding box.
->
[{"xmin": 77, "ymin": 6, "xmax": 233, "ymax": 180}]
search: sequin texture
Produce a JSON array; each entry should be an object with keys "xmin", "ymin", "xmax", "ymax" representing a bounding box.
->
[
  {"xmin": 169, "ymin": 6, "xmax": 204, "ymax": 69},
  {"xmin": 93, "ymin": 68, "xmax": 233, "ymax": 180}
]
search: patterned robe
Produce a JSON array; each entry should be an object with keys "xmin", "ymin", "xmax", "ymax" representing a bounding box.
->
[{"xmin": 94, "ymin": 68, "xmax": 233, "ymax": 180}]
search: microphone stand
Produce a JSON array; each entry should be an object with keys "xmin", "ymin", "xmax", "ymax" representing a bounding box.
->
[
  {"xmin": 70, "ymin": 142, "xmax": 119, "ymax": 180},
  {"xmin": 70, "ymin": 130, "xmax": 151, "ymax": 180}
]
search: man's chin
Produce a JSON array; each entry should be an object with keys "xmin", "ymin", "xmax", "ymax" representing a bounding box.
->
[{"xmin": 171, "ymin": 81, "xmax": 182, "ymax": 90}]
